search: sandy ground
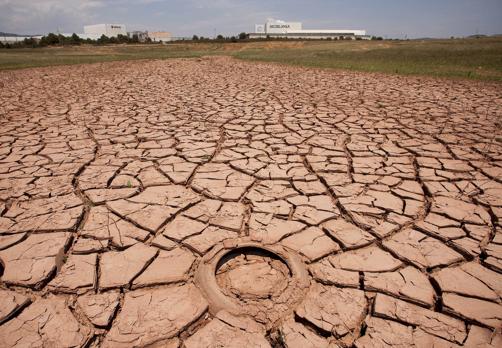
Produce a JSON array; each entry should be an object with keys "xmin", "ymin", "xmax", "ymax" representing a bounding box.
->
[{"xmin": 0, "ymin": 56, "xmax": 501, "ymax": 347}]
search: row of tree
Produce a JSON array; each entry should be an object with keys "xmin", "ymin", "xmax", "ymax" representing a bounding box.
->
[
  {"xmin": 0, "ymin": 32, "xmax": 250, "ymax": 48},
  {"xmin": 0, "ymin": 33, "xmax": 150, "ymax": 48},
  {"xmin": 191, "ymin": 33, "xmax": 248, "ymax": 42},
  {"xmin": 191, "ymin": 34, "xmax": 383, "ymax": 41},
  {"xmin": 0, "ymin": 32, "xmax": 384, "ymax": 48},
  {"xmin": 186, "ymin": 33, "xmax": 384, "ymax": 42}
]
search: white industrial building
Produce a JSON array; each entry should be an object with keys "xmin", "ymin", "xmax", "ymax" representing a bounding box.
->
[
  {"xmin": 148, "ymin": 31, "xmax": 172, "ymax": 43},
  {"xmin": 51, "ymin": 24, "xmax": 129, "ymax": 41},
  {"xmin": 83, "ymin": 24, "xmax": 127, "ymax": 39},
  {"xmin": 54, "ymin": 24, "xmax": 128, "ymax": 40},
  {"xmin": 2, "ymin": 24, "xmax": 177, "ymax": 44},
  {"xmin": 0, "ymin": 35, "xmax": 41, "ymax": 43},
  {"xmin": 250, "ymin": 19, "xmax": 368, "ymax": 40},
  {"xmin": 127, "ymin": 31, "xmax": 149, "ymax": 42}
]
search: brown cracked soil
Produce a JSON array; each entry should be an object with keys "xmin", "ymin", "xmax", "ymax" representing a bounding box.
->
[{"xmin": 0, "ymin": 56, "xmax": 501, "ymax": 347}]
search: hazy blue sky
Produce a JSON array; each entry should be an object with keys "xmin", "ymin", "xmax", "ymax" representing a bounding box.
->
[{"xmin": 1, "ymin": 0, "xmax": 502, "ymax": 38}]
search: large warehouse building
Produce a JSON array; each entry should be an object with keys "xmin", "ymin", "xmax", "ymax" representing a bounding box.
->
[
  {"xmin": 249, "ymin": 19, "xmax": 368, "ymax": 40},
  {"xmin": 148, "ymin": 31, "xmax": 172, "ymax": 43},
  {"xmin": 57, "ymin": 24, "xmax": 128, "ymax": 40},
  {"xmin": 1, "ymin": 23, "xmax": 173, "ymax": 43},
  {"xmin": 83, "ymin": 24, "xmax": 127, "ymax": 39}
]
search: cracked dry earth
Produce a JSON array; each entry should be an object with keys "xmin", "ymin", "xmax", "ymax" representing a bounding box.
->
[{"xmin": 0, "ymin": 56, "xmax": 501, "ymax": 348}]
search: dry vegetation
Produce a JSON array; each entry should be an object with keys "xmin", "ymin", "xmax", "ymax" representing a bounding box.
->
[{"xmin": 0, "ymin": 37, "xmax": 501, "ymax": 81}]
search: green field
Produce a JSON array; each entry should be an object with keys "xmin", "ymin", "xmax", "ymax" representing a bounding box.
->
[{"xmin": 1, "ymin": 37, "xmax": 502, "ymax": 81}]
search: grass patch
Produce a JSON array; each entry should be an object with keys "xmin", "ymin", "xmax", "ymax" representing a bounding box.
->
[
  {"xmin": 233, "ymin": 38, "xmax": 502, "ymax": 81},
  {"xmin": 0, "ymin": 44, "xmax": 211, "ymax": 70},
  {"xmin": 1, "ymin": 38, "xmax": 501, "ymax": 81}
]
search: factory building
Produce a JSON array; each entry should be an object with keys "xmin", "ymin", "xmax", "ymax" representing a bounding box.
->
[
  {"xmin": 1, "ymin": 24, "xmax": 175, "ymax": 44},
  {"xmin": 128, "ymin": 31, "xmax": 149, "ymax": 42},
  {"xmin": 83, "ymin": 24, "xmax": 127, "ymax": 39},
  {"xmin": 250, "ymin": 19, "xmax": 368, "ymax": 40},
  {"xmin": 43, "ymin": 24, "xmax": 129, "ymax": 41},
  {"xmin": 148, "ymin": 31, "xmax": 172, "ymax": 43},
  {"xmin": 0, "ymin": 35, "xmax": 41, "ymax": 43}
]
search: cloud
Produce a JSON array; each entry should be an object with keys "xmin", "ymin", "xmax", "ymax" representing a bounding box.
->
[
  {"xmin": 0, "ymin": 0, "xmax": 106, "ymax": 33},
  {"xmin": 0, "ymin": 0, "xmax": 280, "ymax": 35},
  {"xmin": 2, "ymin": 0, "xmax": 501, "ymax": 38}
]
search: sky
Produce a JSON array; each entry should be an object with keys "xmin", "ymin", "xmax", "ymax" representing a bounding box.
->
[{"xmin": 1, "ymin": 0, "xmax": 502, "ymax": 38}]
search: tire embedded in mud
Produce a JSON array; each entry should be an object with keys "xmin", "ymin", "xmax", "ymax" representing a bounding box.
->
[{"xmin": 195, "ymin": 238, "xmax": 310, "ymax": 329}]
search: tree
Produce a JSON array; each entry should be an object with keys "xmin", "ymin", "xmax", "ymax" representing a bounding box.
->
[
  {"xmin": 238, "ymin": 32, "xmax": 247, "ymax": 40},
  {"xmin": 192, "ymin": 35, "xmax": 199, "ymax": 41},
  {"xmin": 23, "ymin": 37, "xmax": 38, "ymax": 47},
  {"xmin": 57, "ymin": 34, "xmax": 67, "ymax": 45},
  {"xmin": 216, "ymin": 34, "xmax": 224, "ymax": 40},
  {"xmin": 117, "ymin": 34, "xmax": 130, "ymax": 43},
  {"xmin": 97, "ymin": 34, "xmax": 110, "ymax": 45},
  {"xmin": 40, "ymin": 33, "xmax": 59, "ymax": 46},
  {"xmin": 69, "ymin": 33, "xmax": 81, "ymax": 45}
]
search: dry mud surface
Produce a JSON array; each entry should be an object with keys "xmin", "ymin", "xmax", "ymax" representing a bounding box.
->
[{"xmin": 0, "ymin": 56, "xmax": 501, "ymax": 347}]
